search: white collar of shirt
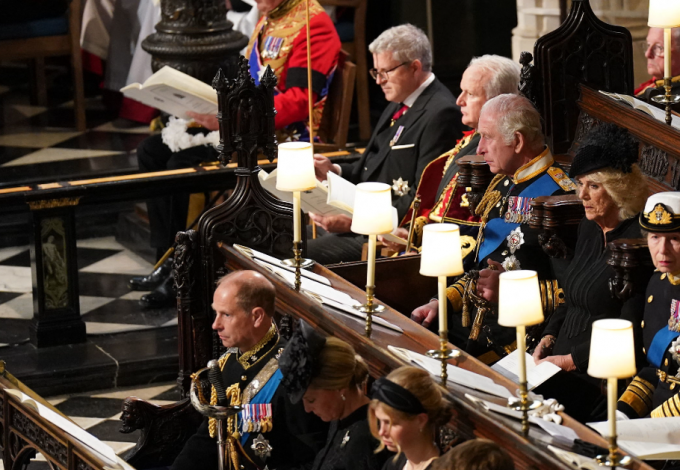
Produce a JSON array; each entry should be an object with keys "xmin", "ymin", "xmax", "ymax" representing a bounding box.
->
[{"xmin": 402, "ymin": 73, "xmax": 435, "ymax": 108}]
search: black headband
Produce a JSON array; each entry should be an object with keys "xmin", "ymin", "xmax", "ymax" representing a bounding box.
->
[{"xmin": 371, "ymin": 377, "xmax": 426, "ymax": 415}]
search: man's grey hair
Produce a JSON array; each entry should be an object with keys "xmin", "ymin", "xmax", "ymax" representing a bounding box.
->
[
  {"xmin": 467, "ymin": 55, "xmax": 521, "ymax": 99},
  {"xmin": 480, "ymin": 94, "xmax": 545, "ymax": 148},
  {"xmin": 369, "ymin": 24, "xmax": 432, "ymax": 72}
]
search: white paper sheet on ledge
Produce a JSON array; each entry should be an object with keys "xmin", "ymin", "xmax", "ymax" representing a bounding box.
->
[
  {"xmin": 387, "ymin": 346, "xmax": 512, "ymax": 399},
  {"xmin": 233, "ymin": 244, "xmax": 331, "ymax": 286}
]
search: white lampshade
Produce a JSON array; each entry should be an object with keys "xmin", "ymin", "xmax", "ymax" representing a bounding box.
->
[
  {"xmin": 420, "ymin": 223, "xmax": 464, "ymax": 277},
  {"xmin": 587, "ymin": 319, "xmax": 636, "ymax": 379},
  {"xmin": 498, "ymin": 270, "xmax": 544, "ymax": 327},
  {"xmin": 351, "ymin": 182, "xmax": 393, "ymax": 235},
  {"xmin": 649, "ymin": 0, "xmax": 680, "ymax": 27},
  {"xmin": 276, "ymin": 142, "xmax": 316, "ymax": 192}
]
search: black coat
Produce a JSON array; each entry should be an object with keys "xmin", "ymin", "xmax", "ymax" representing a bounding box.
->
[
  {"xmin": 171, "ymin": 333, "xmax": 328, "ymax": 470},
  {"xmin": 338, "ymin": 78, "xmax": 463, "ymax": 221},
  {"xmin": 311, "ymin": 404, "xmax": 390, "ymax": 470},
  {"xmin": 542, "ymin": 217, "xmax": 652, "ymax": 372}
]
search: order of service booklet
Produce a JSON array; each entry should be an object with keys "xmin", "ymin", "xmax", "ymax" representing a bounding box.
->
[
  {"xmin": 258, "ymin": 168, "xmax": 408, "ymax": 246},
  {"xmin": 121, "ymin": 66, "xmax": 218, "ymax": 119}
]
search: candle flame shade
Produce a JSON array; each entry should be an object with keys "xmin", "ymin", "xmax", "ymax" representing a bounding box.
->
[
  {"xmin": 587, "ymin": 319, "xmax": 636, "ymax": 379},
  {"xmin": 351, "ymin": 182, "xmax": 394, "ymax": 235},
  {"xmin": 649, "ymin": 0, "xmax": 680, "ymax": 27},
  {"xmin": 498, "ymin": 270, "xmax": 544, "ymax": 327},
  {"xmin": 276, "ymin": 142, "xmax": 316, "ymax": 192},
  {"xmin": 419, "ymin": 223, "xmax": 464, "ymax": 277}
]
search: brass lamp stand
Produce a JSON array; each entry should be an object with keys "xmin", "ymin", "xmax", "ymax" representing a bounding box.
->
[
  {"xmin": 648, "ymin": 3, "xmax": 680, "ymax": 125},
  {"xmin": 419, "ymin": 224, "xmax": 464, "ymax": 384}
]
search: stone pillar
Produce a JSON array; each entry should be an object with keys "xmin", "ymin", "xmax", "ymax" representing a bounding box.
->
[{"xmin": 513, "ymin": 0, "xmax": 650, "ymax": 86}]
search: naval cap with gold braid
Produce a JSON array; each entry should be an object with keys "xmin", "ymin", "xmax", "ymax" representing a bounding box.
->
[{"xmin": 640, "ymin": 192, "xmax": 680, "ymax": 232}]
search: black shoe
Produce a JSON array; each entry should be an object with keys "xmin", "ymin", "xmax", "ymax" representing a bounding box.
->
[
  {"xmin": 129, "ymin": 258, "xmax": 173, "ymax": 291},
  {"xmin": 139, "ymin": 276, "xmax": 176, "ymax": 309}
]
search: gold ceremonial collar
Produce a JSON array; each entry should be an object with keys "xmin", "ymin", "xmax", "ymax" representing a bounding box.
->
[
  {"xmin": 238, "ymin": 322, "xmax": 279, "ymax": 369},
  {"xmin": 513, "ymin": 147, "xmax": 553, "ymax": 184},
  {"xmin": 667, "ymin": 271, "xmax": 680, "ymax": 286}
]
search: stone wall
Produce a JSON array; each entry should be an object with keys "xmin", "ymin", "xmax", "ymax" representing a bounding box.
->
[{"xmin": 512, "ymin": 0, "xmax": 650, "ymax": 85}]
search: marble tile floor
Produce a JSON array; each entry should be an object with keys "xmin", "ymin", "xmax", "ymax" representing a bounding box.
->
[{"xmin": 0, "ymin": 382, "xmax": 183, "ymax": 470}]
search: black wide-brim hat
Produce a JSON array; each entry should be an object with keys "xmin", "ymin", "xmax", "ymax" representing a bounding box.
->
[
  {"xmin": 640, "ymin": 192, "xmax": 680, "ymax": 232},
  {"xmin": 568, "ymin": 123, "xmax": 639, "ymax": 178},
  {"xmin": 279, "ymin": 320, "xmax": 327, "ymax": 404}
]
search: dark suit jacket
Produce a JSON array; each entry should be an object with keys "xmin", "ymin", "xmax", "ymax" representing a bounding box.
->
[{"xmin": 338, "ymin": 78, "xmax": 463, "ymax": 220}]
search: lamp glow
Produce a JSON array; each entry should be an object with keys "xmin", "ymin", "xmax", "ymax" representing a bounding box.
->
[
  {"xmin": 420, "ymin": 223, "xmax": 464, "ymax": 383},
  {"xmin": 587, "ymin": 319, "xmax": 635, "ymax": 467},
  {"xmin": 351, "ymin": 182, "xmax": 393, "ymax": 337},
  {"xmin": 648, "ymin": 1, "xmax": 680, "ymax": 125},
  {"xmin": 649, "ymin": 0, "xmax": 680, "ymax": 28},
  {"xmin": 498, "ymin": 270, "xmax": 543, "ymax": 436}
]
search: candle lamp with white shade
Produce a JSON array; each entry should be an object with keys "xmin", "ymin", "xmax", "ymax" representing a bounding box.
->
[
  {"xmin": 276, "ymin": 142, "xmax": 316, "ymax": 291},
  {"xmin": 587, "ymin": 319, "xmax": 636, "ymax": 468},
  {"xmin": 351, "ymin": 182, "xmax": 394, "ymax": 338},
  {"xmin": 648, "ymin": 0, "xmax": 680, "ymax": 124},
  {"xmin": 419, "ymin": 223, "xmax": 464, "ymax": 383},
  {"xmin": 498, "ymin": 270, "xmax": 544, "ymax": 436}
]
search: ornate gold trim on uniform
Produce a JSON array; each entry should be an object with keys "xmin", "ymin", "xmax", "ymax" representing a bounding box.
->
[
  {"xmin": 652, "ymin": 393, "xmax": 680, "ymax": 418},
  {"xmin": 268, "ymin": 0, "xmax": 305, "ymax": 19},
  {"xmin": 27, "ymin": 197, "xmax": 81, "ymax": 211},
  {"xmin": 619, "ymin": 376, "xmax": 655, "ymax": 418},
  {"xmin": 547, "ymin": 167, "xmax": 577, "ymax": 192},
  {"xmin": 645, "ymin": 203, "xmax": 675, "ymax": 225},
  {"xmin": 242, "ymin": 357, "xmax": 281, "ymax": 404},
  {"xmin": 539, "ymin": 279, "xmax": 565, "ymax": 316},
  {"xmin": 239, "ymin": 322, "xmax": 278, "ymax": 369},
  {"xmin": 667, "ymin": 272, "xmax": 680, "ymax": 286},
  {"xmin": 441, "ymin": 131, "xmax": 478, "ymax": 176}
]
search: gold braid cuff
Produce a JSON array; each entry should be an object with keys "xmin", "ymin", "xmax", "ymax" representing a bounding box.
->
[
  {"xmin": 445, "ymin": 276, "xmax": 469, "ymax": 315},
  {"xmin": 411, "ymin": 216, "xmax": 429, "ymax": 249},
  {"xmin": 652, "ymin": 393, "xmax": 680, "ymax": 418},
  {"xmin": 619, "ymin": 376, "xmax": 655, "ymax": 418},
  {"xmin": 539, "ymin": 280, "xmax": 565, "ymax": 317}
]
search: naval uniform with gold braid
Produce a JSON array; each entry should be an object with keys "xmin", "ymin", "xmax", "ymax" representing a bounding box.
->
[
  {"xmin": 618, "ymin": 272, "xmax": 680, "ymax": 419},
  {"xmin": 442, "ymin": 148, "xmax": 575, "ymax": 360},
  {"xmin": 171, "ymin": 325, "xmax": 327, "ymax": 470}
]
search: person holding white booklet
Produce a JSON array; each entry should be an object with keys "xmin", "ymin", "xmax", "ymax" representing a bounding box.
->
[{"xmin": 309, "ymin": 24, "xmax": 462, "ymax": 265}]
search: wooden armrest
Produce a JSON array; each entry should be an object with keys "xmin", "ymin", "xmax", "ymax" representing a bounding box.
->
[
  {"xmin": 121, "ymin": 396, "xmax": 203, "ymax": 469},
  {"xmin": 457, "ymin": 155, "xmax": 493, "ymax": 214},
  {"xmin": 607, "ymin": 238, "xmax": 650, "ymax": 301},
  {"xmin": 529, "ymin": 194, "xmax": 584, "ymax": 259}
]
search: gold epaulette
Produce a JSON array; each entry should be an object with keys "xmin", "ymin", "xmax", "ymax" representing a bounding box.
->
[
  {"xmin": 651, "ymin": 393, "xmax": 680, "ymax": 418},
  {"xmin": 619, "ymin": 376, "xmax": 655, "ymax": 418},
  {"xmin": 547, "ymin": 167, "xmax": 577, "ymax": 192}
]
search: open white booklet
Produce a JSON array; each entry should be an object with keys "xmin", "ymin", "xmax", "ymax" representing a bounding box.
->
[
  {"xmin": 5, "ymin": 389, "xmax": 133, "ymax": 470},
  {"xmin": 491, "ymin": 350, "xmax": 560, "ymax": 390},
  {"xmin": 599, "ymin": 90, "xmax": 680, "ymax": 130},
  {"xmin": 121, "ymin": 66, "xmax": 218, "ymax": 119},
  {"xmin": 588, "ymin": 417, "xmax": 680, "ymax": 459},
  {"xmin": 387, "ymin": 345, "xmax": 512, "ymax": 399},
  {"xmin": 258, "ymin": 169, "xmax": 408, "ymax": 246}
]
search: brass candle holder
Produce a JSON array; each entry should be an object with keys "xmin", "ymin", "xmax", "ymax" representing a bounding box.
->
[
  {"xmin": 651, "ymin": 77, "xmax": 680, "ymax": 125},
  {"xmin": 281, "ymin": 240, "xmax": 314, "ymax": 291}
]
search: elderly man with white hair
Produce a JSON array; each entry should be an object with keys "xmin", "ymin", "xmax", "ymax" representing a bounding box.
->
[
  {"xmin": 383, "ymin": 54, "xmax": 521, "ymax": 253},
  {"xmin": 310, "ymin": 23, "xmax": 463, "ymax": 265},
  {"xmin": 635, "ymin": 27, "xmax": 680, "ymax": 111},
  {"xmin": 411, "ymin": 94, "xmax": 576, "ymax": 362}
]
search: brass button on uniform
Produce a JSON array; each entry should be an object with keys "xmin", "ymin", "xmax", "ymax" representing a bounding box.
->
[
  {"xmin": 665, "ymin": 358, "xmax": 669, "ymax": 367},
  {"xmin": 641, "ymin": 320, "xmax": 645, "ymax": 329},
  {"xmin": 672, "ymin": 383, "xmax": 677, "ymax": 390},
  {"xmin": 504, "ymin": 180, "xmax": 509, "ymax": 187},
  {"xmin": 643, "ymin": 347, "xmax": 646, "ymax": 354},
  {"xmin": 363, "ymin": 167, "xmax": 368, "ymax": 171},
  {"xmin": 662, "ymin": 273, "xmax": 668, "ymax": 280},
  {"xmin": 648, "ymin": 295, "xmax": 654, "ymax": 303},
  {"xmin": 241, "ymin": 375, "xmax": 247, "ymax": 381},
  {"xmin": 502, "ymin": 250, "xmax": 508, "ymax": 256}
]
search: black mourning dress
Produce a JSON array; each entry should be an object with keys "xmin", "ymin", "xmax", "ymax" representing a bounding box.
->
[
  {"xmin": 312, "ymin": 404, "xmax": 390, "ymax": 470},
  {"xmin": 381, "ymin": 453, "xmax": 437, "ymax": 470},
  {"xmin": 537, "ymin": 217, "xmax": 653, "ymax": 421}
]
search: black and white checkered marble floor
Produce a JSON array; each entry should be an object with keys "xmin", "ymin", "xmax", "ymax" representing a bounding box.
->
[
  {"xmin": 0, "ymin": 382, "xmax": 183, "ymax": 470},
  {"xmin": 0, "ymin": 236, "xmax": 177, "ymax": 348}
]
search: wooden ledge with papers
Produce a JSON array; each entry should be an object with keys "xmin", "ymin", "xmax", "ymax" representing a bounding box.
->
[
  {"xmin": 0, "ymin": 360, "xmax": 133, "ymax": 470},
  {"xmin": 219, "ymin": 244, "xmax": 654, "ymax": 470}
]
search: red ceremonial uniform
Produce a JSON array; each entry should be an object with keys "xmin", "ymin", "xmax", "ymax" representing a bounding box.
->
[{"xmin": 246, "ymin": 0, "xmax": 341, "ymax": 140}]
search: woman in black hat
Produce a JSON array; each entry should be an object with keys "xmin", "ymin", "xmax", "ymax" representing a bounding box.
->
[
  {"xmin": 279, "ymin": 321, "xmax": 390, "ymax": 470},
  {"xmin": 531, "ymin": 123, "xmax": 653, "ymax": 421},
  {"xmin": 368, "ymin": 366, "xmax": 451, "ymax": 470}
]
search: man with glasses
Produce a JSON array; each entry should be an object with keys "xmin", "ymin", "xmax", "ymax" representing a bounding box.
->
[
  {"xmin": 310, "ymin": 23, "xmax": 463, "ymax": 264},
  {"xmin": 635, "ymin": 27, "xmax": 680, "ymax": 111}
]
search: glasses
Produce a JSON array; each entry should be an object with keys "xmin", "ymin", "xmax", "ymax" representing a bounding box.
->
[
  {"xmin": 369, "ymin": 62, "xmax": 408, "ymax": 81},
  {"xmin": 642, "ymin": 42, "xmax": 665, "ymax": 58}
]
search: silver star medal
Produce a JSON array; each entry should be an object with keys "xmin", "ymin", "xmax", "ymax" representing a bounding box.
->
[
  {"xmin": 669, "ymin": 337, "xmax": 680, "ymax": 374},
  {"xmin": 341, "ymin": 430, "xmax": 351, "ymax": 448},
  {"xmin": 252, "ymin": 434, "xmax": 272, "ymax": 461},
  {"xmin": 502, "ymin": 227, "xmax": 524, "ymax": 271},
  {"xmin": 502, "ymin": 255, "xmax": 521, "ymax": 271},
  {"xmin": 392, "ymin": 178, "xmax": 410, "ymax": 197}
]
